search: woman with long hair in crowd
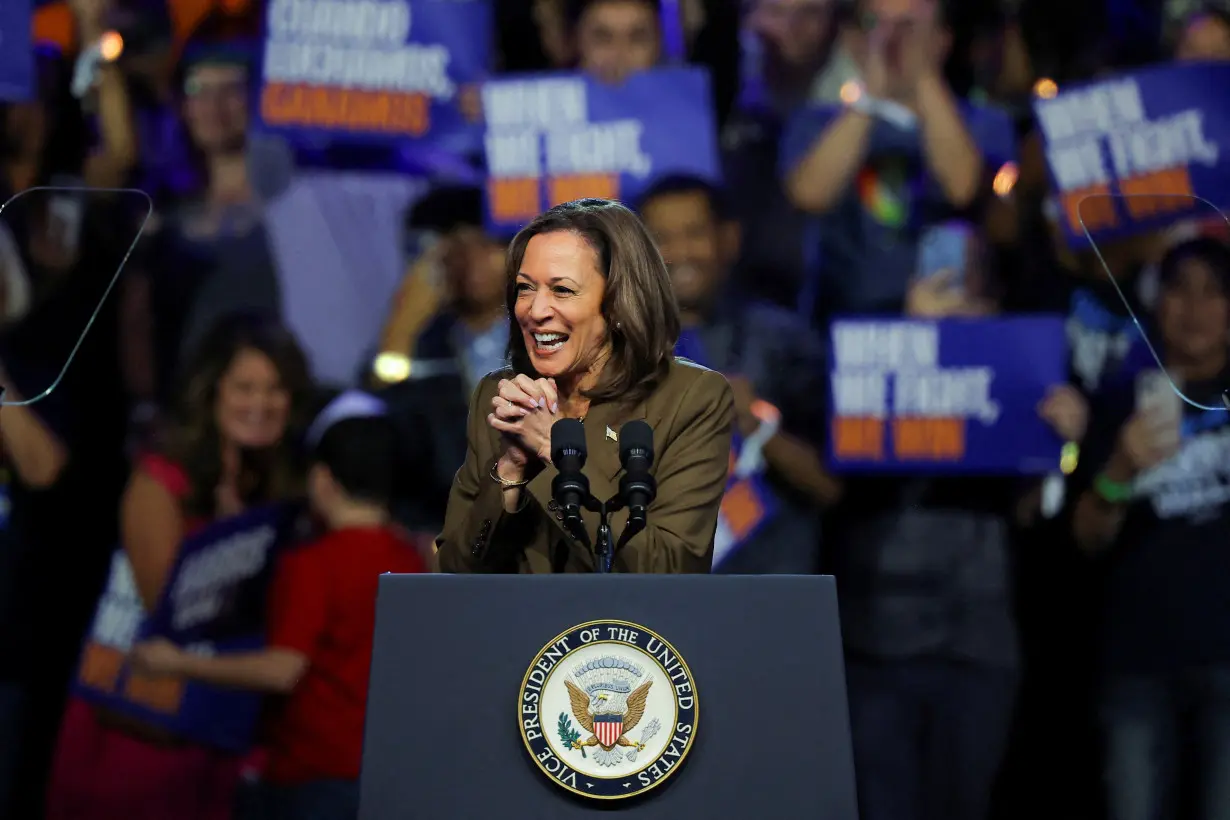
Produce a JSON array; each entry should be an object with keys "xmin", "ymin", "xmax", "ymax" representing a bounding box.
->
[{"xmin": 45, "ymin": 314, "xmax": 314, "ymax": 820}]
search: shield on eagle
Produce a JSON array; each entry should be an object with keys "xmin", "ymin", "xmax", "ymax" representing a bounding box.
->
[{"xmin": 594, "ymin": 713, "xmax": 623, "ymax": 747}]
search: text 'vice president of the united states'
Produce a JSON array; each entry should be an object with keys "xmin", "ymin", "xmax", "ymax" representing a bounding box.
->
[{"xmin": 433, "ymin": 198, "xmax": 735, "ymax": 575}]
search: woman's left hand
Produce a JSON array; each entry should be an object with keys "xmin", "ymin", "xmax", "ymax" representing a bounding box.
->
[
  {"xmin": 129, "ymin": 638, "xmax": 185, "ymax": 677},
  {"xmin": 488, "ymin": 375, "xmax": 561, "ymax": 462},
  {"xmin": 1038, "ymin": 384, "xmax": 1089, "ymax": 442}
]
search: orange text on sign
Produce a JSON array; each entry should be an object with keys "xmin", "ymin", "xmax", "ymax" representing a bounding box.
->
[
  {"xmin": 548, "ymin": 174, "xmax": 620, "ymax": 207},
  {"xmin": 892, "ymin": 418, "xmax": 966, "ymax": 460},
  {"xmin": 124, "ymin": 671, "xmax": 186, "ymax": 715},
  {"xmin": 78, "ymin": 642, "xmax": 125, "ymax": 693},
  {"xmin": 831, "ymin": 417, "xmax": 885, "ymax": 460},
  {"xmin": 260, "ymin": 84, "xmax": 431, "ymax": 136},
  {"xmin": 1061, "ymin": 184, "xmax": 1114, "ymax": 234},
  {"xmin": 1060, "ymin": 166, "xmax": 1197, "ymax": 235},
  {"xmin": 722, "ymin": 479, "xmax": 765, "ymax": 541},
  {"xmin": 487, "ymin": 178, "xmax": 541, "ymax": 223},
  {"xmin": 1120, "ymin": 166, "xmax": 1195, "ymax": 218}
]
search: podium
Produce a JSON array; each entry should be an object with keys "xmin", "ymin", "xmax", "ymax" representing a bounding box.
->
[{"xmin": 359, "ymin": 575, "xmax": 858, "ymax": 819}]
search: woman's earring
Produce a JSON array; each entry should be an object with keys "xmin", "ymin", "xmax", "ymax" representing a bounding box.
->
[{"xmin": 615, "ymin": 321, "xmax": 622, "ymax": 330}]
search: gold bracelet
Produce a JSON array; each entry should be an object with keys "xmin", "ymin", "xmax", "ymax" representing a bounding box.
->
[{"xmin": 489, "ymin": 461, "xmax": 530, "ymax": 488}]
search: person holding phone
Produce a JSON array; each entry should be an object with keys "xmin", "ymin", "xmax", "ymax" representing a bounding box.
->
[{"xmin": 1072, "ymin": 237, "xmax": 1230, "ymax": 820}]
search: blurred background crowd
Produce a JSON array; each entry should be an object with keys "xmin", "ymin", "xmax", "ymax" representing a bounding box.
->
[{"xmin": 1, "ymin": 0, "xmax": 1230, "ymax": 818}]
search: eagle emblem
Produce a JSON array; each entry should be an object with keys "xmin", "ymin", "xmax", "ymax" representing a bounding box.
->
[
  {"xmin": 519, "ymin": 621, "xmax": 699, "ymax": 799},
  {"xmin": 561, "ymin": 655, "xmax": 660, "ymax": 767}
]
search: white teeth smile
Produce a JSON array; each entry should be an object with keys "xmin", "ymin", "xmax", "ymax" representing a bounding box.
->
[{"xmin": 533, "ymin": 333, "xmax": 567, "ymax": 350}]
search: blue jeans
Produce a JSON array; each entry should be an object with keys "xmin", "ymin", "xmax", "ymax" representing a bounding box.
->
[
  {"xmin": 845, "ymin": 657, "xmax": 1018, "ymax": 820},
  {"xmin": 1101, "ymin": 667, "xmax": 1230, "ymax": 820},
  {"xmin": 241, "ymin": 779, "xmax": 360, "ymax": 820}
]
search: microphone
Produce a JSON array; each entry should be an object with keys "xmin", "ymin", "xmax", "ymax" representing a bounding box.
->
[
  {"xmin": 618, "ymin": 420, "xmax": 657, "ymax": 532},
  {"xmin": 551, "ymin": 419, "xmax": 590, "ymax": 547}
]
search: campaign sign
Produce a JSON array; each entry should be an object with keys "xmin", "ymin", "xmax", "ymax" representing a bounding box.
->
[
  {"xmin": 481, "ymin": 66, "xmax": 719, "ymax": 233},
  {"xmin": 257, "ymin": 0, "xmax": 489, "ymax": 157},
  {"xmin": 73, "ymin": 503, "xmax": 300, "ymax": 752},
  {"xmin": 1034, "ymin": 62, "xmax": 1230, "ymax": 247},
  {"xmin": 0, "ymin": 0, "xmax": 34, "ymax": 101},
  {"xmin": 827, "ymin": 317, "xmax": 1067, "ymax": 474}
]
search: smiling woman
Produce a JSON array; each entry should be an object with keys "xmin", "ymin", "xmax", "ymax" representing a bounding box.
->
[
  {"xmin": 44, "ymin": 314, "xmax": 314, "ymax": 820},
  {"xmin": 433, "ymin": 198, "xmax": 736, "ymax": 575}
]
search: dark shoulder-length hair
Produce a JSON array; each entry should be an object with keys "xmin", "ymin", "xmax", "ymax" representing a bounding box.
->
[
  {"xmin": 503, "ymin": 198, "xmax": 680, "ymax": 406},
  {"xmin": 160, "ymin": 313, "xmax": 314, "ymax": 519}
]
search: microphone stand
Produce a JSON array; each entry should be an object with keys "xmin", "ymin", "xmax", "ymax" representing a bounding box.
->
[
  {"xmin": 579, "ymin": 493, "xmax": 624, "ymax": 574},
  {"xmin": 560, "ymin": 482, "xmax": 653, "ymax": 574}
]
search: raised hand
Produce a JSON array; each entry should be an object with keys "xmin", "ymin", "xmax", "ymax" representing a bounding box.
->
[{"xmin": 1038, "ymin": 384, "xmax": 1089, "ymax": 443}]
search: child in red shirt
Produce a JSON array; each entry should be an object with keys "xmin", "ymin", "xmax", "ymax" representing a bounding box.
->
[{"xmin": 132, "ymin": 392, "xmax": 427, "ymax": 820}]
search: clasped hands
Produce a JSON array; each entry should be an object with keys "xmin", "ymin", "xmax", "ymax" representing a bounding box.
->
[
  {"xmin": 487, "ymin": 374, "xmax": 562, "ymax": 472},
  {"xmin": 860, "ymin": 0, "xmax": 944, "ymax": 101}
]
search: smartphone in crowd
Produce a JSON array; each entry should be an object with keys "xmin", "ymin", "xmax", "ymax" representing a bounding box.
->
[
  {"xmin": 1135, "ymin": 369, "xmax": 1183, "ymax": 451},
  {"xmin": 1136, "ymin": 369, "xmax": 1182, "ymax": 420},
  {"xmin": 917, "ymin": 220, "xmax": 976, "ymax": 287}
]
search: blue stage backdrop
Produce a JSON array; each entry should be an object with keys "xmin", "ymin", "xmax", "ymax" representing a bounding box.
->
[
  {"xmin": 0, "ymin": 0, "xmax": 33, "ymax": 102},
  {"xmin": 827, "ymin": 317, "xmax": 1068, "ymax": 474},
  {"xmin": 256, "ymin": 0, "xmax": 489, "ymax": 166},
  {"xmin": 73, "ymin": 503, "xmax": 300, "ymax": 752},
  {"xmin": 1034, "ymin": 62, "xmax": 1230, "ymax": 248},
  {"xmin": 480, "ymin": 66, "xmax": 720, "ymax": 234}
]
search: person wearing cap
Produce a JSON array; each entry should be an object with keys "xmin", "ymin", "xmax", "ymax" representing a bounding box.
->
[
  {"xmin": 131, "ymin": 391, "xmax": 426, "ymax": 820},
  {"xmin": 1073, "ymin": 236, "xmax": 1230, "ymax": 820}
]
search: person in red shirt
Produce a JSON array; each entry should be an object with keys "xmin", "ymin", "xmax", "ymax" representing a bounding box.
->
[{"xmin": 131, "ymin": 391, "xmax": 427, "ymax": 820}]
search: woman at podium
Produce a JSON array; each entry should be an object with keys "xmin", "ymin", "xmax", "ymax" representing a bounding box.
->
[{"xmin": 433, "ymin": 198, "xmax": 734, "ymax": 574}]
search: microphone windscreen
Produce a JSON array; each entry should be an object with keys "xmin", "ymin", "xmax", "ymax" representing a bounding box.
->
[
  {"xmin": 551, "ymin": 418, "xmax": 588, "ymax": 464},
  {"xmin": 618, "ymin": 420, "xmax": 654, "ymax": 464}
]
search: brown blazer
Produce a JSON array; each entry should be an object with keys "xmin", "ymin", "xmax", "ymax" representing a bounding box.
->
[{"xmin": 433, "ymin": 358, "xmax": 734, "ymax": 574}]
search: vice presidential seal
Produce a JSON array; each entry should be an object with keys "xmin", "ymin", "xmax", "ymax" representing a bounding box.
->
[{"xmin": 518, "ymin": 620, "xmax": 698, "ymax": 800}]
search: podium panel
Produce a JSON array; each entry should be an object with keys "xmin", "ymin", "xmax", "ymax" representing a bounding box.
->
[{"xmin": 360, "ymin": 575, "xmax": 857, "ymax": 819}]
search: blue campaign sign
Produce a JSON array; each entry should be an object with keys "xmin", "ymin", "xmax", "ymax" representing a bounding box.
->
[
  {"xmin": 827, "ymin": 317, "xmax": 1068, "ymax": 474},
  {"xmin": 256, "ymin": 0, "xmax": 490, "ymax": 163},
  {"xmin": 481, "ymin": 66, "xmax": 720, "ymax": 234},
  {"xmin": 73, "ymin": 503, "xmax": 300, "ymax": 752},
  {"xmin": 0, "ymin": 0, "xmax": 34, "ymax": 102},
  {"xmin": 1033, "ymin": 62, "xmax": 1230, "ymax": 248}
]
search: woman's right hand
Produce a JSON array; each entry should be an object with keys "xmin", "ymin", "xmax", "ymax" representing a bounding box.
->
[
  {"xmin": 1108, "ymin": 409, "xmax": 1181, "ymax": 479},
  {"xmin": 489, "ymin": 376, "xmax": 559, "ymax": 479}
]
